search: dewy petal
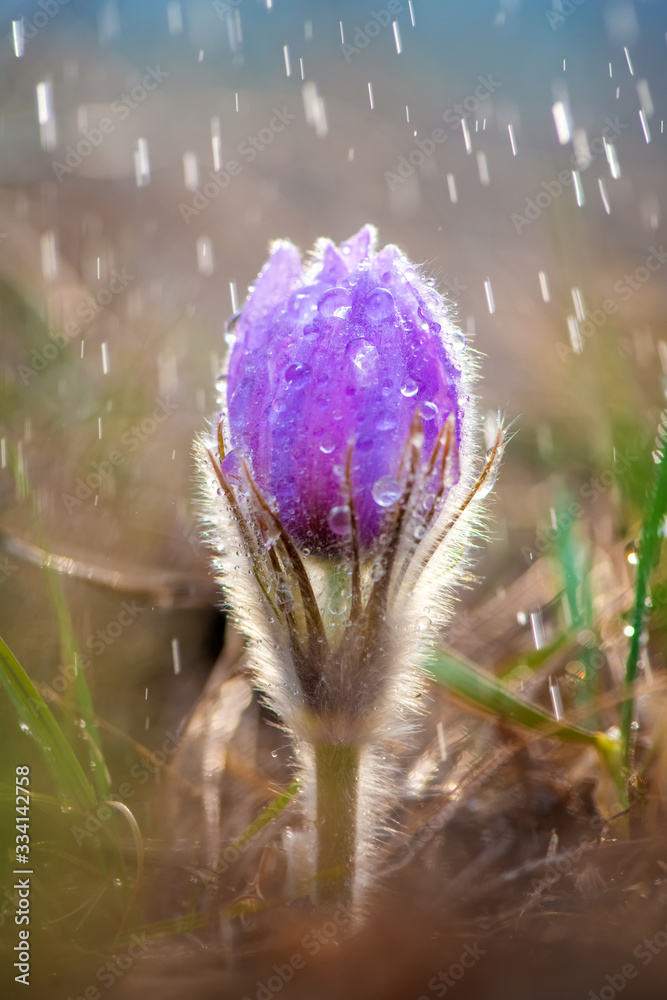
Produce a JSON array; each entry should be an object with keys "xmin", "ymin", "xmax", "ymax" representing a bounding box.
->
[
  {"xmin": 340, "ymin": 224, "xmax": 376, "ymax": 269},
  {"xmin": 313, "ymin": 242, "xmax": 348, "ymax": 286},
  {"xmin": 225, "ymin": 227, "xmax": 470, "ymax": 554},
  {"xmin": 237, "ymin": 240, "xmax": 303, "ymax": 335}
]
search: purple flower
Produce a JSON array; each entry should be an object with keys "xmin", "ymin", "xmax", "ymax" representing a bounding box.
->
[{"xmin": 224, "ymin": 225, "xmax": 469, "ymax": 554}]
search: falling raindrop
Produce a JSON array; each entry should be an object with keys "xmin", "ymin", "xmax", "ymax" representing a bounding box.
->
[
  {"xmin": 484, "ymin": 278, "xmax": 495, "ymax": 314},
  {"xmin": 40, "ymin": 231, "xmax": 58, "ymax": 282},
  {"xmin": 507, "ymin": 123, "xmax": 517, "ymax": 156},
  {"xmin": 167, "ymin": 2, "xmax": 183, "ymax": 36},
  {"xmin": 605, "ymin": 140, "xmax": 621, "ymax": 179},
  {"xmin": 302, "ymin": 81, "xmax": 328, "ymax": 137},
  {"xmin": 531, "ymin": 610, "xmax": 545, "ymax": 650},
  {"xmin": 183, "ymin": 152, "xmax": 199, "ymax": 191},
  {"xmin": 598, "ymin": 178, "xmax": 611, "ymax": 214},
  {"xmin": 572, "ymin": 170, "xmax": 585, "ymax": 206},
  {"xmin": 134, "ymin": 138, "xmax": 150, "ymax": 187},
  {"xmin": 538, "ymin": 271, "xmax": 550, "ymax": 302},
  {"xmin": 461, "ymin": 118, "xmax": 472, "ymax": 154},
  {"xmin": 36, "ymin": 79, "xmax": 56, "ymax": 150},
  {"xmin": 476, "ymin": 151, "xmax": 490, "ymax": 185},
  {"xmin": 548, "ymin": 676, "xmax": 563, "ymax": 720},
  {"xmin": 12, "ymin": 20, "xmax": 24, "ymax": 58},
  {"xmin": 171, "ymin": 638, "xmax": 182, "ymax": 676},
  {"xmin": 196, "ymin": 236, "xmax": 215, "ymax": 276},
  {"xmin": 552, "ymin": 100, "xmax": 572, "ymax": 144},
  {"xmin": 567, "ymin": 316, "xmax": 583, "ymax": 354}
]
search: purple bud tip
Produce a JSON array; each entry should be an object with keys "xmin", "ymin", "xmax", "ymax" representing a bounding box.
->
[{"xmin": 224, "ymin": 226, "xmax": 469, "ymax": 554}]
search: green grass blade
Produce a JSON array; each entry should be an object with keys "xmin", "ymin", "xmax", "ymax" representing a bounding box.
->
[
  {"xmin": 7, "ymin": 443, "xmax": 111, "ymax": 801},
  {"xmin": 190, "ymin": 778, "xmax": 299, "ymax": 906},
  {"xmin": 621, "ymin": 426, "xmax": 667, "ymax": 762},
  {"xmin": 426, "ymin": 648, "xmax": 622, "ymax": 786},
  {"xmin": 0, "ymin": 635, "xmax": 96, "ymax": 811},
  {"xmin": 42, "ymin": 560, "xmax": 111, "ymax": 801},
  {"xmin": 231, "ymin": 778, "xmax": 299, "ymax": 852}
]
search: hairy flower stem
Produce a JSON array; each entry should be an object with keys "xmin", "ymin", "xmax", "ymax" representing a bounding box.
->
[{"xmin": 314, "ymin": 742, "xmax": 360, "ymax": 906}]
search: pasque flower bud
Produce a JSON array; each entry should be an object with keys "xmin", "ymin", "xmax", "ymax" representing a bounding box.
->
[
  {"xmin": 225, "ymin": 224, "xmax": 465, "ymax": 553},
  {"xmin": 197, "ymin": 226, "xmax": 502, "ymax": 907}
]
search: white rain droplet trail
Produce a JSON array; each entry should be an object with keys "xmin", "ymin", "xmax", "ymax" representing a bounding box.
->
[
  {"xmin": 538, "ymin": 270, "xmax": 550, "ymax": 302},
  {"xmin": 484, "ymin": 277, "xmax": 495, "ymax": 314}
]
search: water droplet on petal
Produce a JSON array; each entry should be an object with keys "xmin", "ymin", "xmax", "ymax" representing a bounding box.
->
[
  {"xmin": 475, "ymin": 463, "xmax": 499, "ymax": 499},
  {"xmin": 287, "ymin": 290, "xmax": 316, "ymax": 318},
  {"xmin": 347, "ymin": 338, "xmax": 379, "ymax": 371},
  {"xmin": 372, "ymin": 475, "xmax": 402, "ymax": 507},
  {"xmin": 366, "ymin": 287, "xmax": 394, "ymax": 320},
  {"xmin": 370, "ymin": 563, "xmax": 385, "ymax": 582},
  {"xmin": 328, "ymin": 594, "xmax": 347, "ymax": 615},
  {"xmin": 328, "ymin": 504, "xmax": 352, "ymax": 535},
  {"xmin": 451, "ymin": 330, "xmax": 466, "ymax": 353},
  {"xmin": 276, "ymin": 578, "xmax": 294, "ymax": 611},
  {"xmin": 375, "ymin": 411, "xmax": 397, "ymax": 431},
  {"xmin": 420, "ymin": 401, "xmax": 438, "ymax": 421},
  {"xmin": 318, "ymin": 286, "xmax": 351, "ymax": 317},
  {"xmin": 285, "ymin": 362, "xmax": 311, "ymax": 386},
  {"xmin": 416, "ymin": 615, "xmax": 432, "ymax": 631},
  {"xmin": 401, "ymin": 378, "xmax": 419, "ymax": 397},
  {"xmin": 319, "ymin": 435, "xmax": 335, "ymax": 454}
]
